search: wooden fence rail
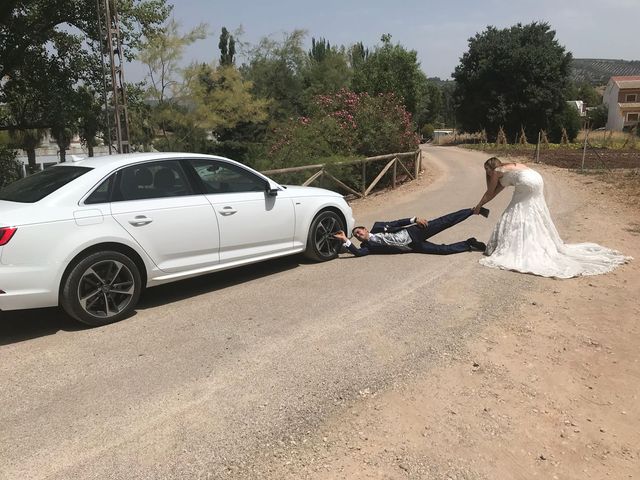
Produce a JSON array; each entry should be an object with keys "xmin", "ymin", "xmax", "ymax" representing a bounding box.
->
[{"xmin": 261, "ymin": 149, "xmax": 422, "ymax": 198}]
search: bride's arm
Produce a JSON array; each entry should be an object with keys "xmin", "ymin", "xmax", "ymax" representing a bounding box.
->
[{"xmin": 473, "ymin": 172, "xmax": 504, "ymax": 213}]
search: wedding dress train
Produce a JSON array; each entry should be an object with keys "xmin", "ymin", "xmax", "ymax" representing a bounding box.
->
[{"xmin": 480, "ymin": 168, "xmax": 631, "ymax": 278}]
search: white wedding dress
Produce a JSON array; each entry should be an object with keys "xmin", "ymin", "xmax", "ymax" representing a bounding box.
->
[{"xmin": 480, "ymin": 167, "xmax": 631, "ymax": 278}]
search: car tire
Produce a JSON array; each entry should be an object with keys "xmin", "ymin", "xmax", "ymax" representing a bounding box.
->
[
  {"xmin": 60, "ymin": 250, "xmax": 142, "ymax": 327},
  {"xmin": 304, "ymin": 210, "xmax": 345, "ymax": 262}
]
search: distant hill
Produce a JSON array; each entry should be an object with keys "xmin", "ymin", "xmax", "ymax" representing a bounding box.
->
[
  {"xmin": 426, "ymin": 77, "xmax": 455, "ymax": 87},
  {"xmin": 571, "ymin": 58, "xmax": 640, "ymax": 85}
]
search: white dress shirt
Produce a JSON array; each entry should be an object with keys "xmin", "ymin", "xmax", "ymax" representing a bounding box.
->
[{"xmin": 343, "ymin": 217, "xmax": 416, "ymax": 251}]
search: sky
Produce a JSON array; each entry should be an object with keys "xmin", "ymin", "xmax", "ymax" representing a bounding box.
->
[{"xmin": 126, "ymin": 0, "xmax": 640, "ymax": 82}]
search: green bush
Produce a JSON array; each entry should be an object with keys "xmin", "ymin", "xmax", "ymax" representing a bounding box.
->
[
  {"xmin": 421, "ymin": 123, "xmax": 434, "ymax": 141},
  {"xmin": 266, "ymin": 89, "xmax": 420, "ymax": 168},
  {"xmin": 587, "ymin": 104, "xmax": 608, "ymax": 130},
  {"xmin": 0, "ymin": 146, "xmax": 22, "ymax": 188},
  {"xmin": 548, "ymin": 104, "xmax": 581, "ymax": 143}
]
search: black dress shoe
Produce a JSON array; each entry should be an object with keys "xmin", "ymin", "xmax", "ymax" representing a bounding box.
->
[{"xmin": 466, "ymin": 237, "xmax": 487, "ymax": 252}]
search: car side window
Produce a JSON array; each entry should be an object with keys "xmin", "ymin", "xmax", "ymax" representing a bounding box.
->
[
  {"xmin": 85, "ymin": 175, "xmax": 114, "ymax": 204},
  {"xmin": 114, "ymin": 160, "xmax": 193, "ymax": 201},
  {"xmin": 188, "ymin": 159, "xmax": 266, "ymax": 194}
]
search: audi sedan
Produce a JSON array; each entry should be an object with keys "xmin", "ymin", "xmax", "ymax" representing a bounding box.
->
[{"xmin": 0, "ymin": 153, "xmax": 354, "ymax": 326}]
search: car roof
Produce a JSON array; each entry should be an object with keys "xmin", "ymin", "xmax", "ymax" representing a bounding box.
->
[{"xmin": 56, "ymin": 152, "xmax": 240, "ymax": 175}]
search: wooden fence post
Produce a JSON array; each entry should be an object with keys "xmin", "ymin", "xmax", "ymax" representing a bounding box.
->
[
  {"xmin": 581, "ymin": 129, "xmax": 589, "ymax": 171},
  {"xmin": 392, "ymin": 157, "xmax": 397, "ymax": 189},
  {"xmin": 361, "ymin": 160, "xmax": 366, "ymax": 196},
  {"xmin": 261, "ymin": 151, "xmax": 420, "ymax": 198},
  {"xmin": 302, "ymin": 169, "xmax": 324, "ymax": 186},
  {"xmin": 364, "ymin": 158, "xmax": 396, "ymax": 196}
]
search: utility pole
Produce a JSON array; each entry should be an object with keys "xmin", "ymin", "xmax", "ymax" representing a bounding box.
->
[
  {"xmin": 102, "ymin": 0, "xmax": 130, "ymax": 154},
  {"xmin": 95, "ymin": 0, "xmax": 113, "ymax": 154}
]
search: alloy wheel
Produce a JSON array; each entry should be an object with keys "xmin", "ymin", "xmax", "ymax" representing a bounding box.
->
[
  {"xmin": 77, "ymin": 260, "xmax": 136, "ymax": 318},
  {"xmin": 313, "ymin": 215, "xmax": 341, "ymax": 258}
]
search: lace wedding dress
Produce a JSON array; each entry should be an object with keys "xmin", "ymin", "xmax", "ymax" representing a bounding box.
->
[{"xmin": 480, "ymin": 168, "xmax": 631, "ymax": 278}]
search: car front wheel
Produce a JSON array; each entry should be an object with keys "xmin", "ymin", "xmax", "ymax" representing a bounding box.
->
[
  {"xmin": 304, "ymin": 210, "xmax": 345, "ymax": 262},
  {"xmin": 60, "ymin": 250, "xmax": 142, "ymax": 326}
]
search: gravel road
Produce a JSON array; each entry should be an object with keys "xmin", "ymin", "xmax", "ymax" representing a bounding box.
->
[{"xmin": 0, "ymin": 146, "xmax": 568, "ymax": 479}]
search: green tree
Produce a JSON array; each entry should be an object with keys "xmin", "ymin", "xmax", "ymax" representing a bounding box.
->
[
  {"xmin": 0, "ymin": 0, "xmax": 171, "ymax": 82},
  {"xmin": 302, "ymin": 38, "xmax": 351, "ymax": 99},
  {"xmin": 266, "ymin": 89, "xmax": 420, "ymax": 169},
  {"xmin": 46, "ymin": 59, "xmax": 83, "ymax": 162},
  {"xmin": 1, "ymin": 44, "xmax": 58, "ymax": 169},
  {"xmin": 349, "ymin": 42, "xmax": 369, "ymax": 69},
  {"xmin": 577, "ymin": 83, "xmax": 601, "ymax": 107},
  {"xmin": 185, "ymin": 63, "xmax": 269, "ymax": 134},
  {"xmin": 126, "ymin": 83, "xmax": 155, "ymax": 151},
  {"xmin": 414, "ymin": 79, "xmax": 443, "ymax": 129},
  {"xmin": 137, "ymin": 18, "xmax": 208, "ymax": 149},
  {"xmin": 587, "ymin": 104, "xmax": 608, "ymax": 129},
  {"xmin": 351, "ymin": 34, "xmax": 425, "ymax": 115},
  {"xmin": 1, "ymin": 0, "xmax": 171, "ymax": 165},
  {"xmin": 243, "ymin": 30, "xmax": 308, "ymax": 120},
  {"xmin": 548, "ymin": 102, "xmax": 581, "ymax": 143},
  {"xmin": 138, "ymin": 18, "xmax": 208, "ymax": 103},
  {"xmin": 76, "ymin": 86, "xmax": 105, "ymax": 157},
  {"xmin": 565, "ymin": 81, "xmax": 601, "ymax": 107},
  {"xmin": 453, "ymin": 22, "xmax": 572, "ymax": 141},
  {"xmin": 219, "ymin": 27, "xmax": 236, "ymax": 66},
  {"xmin": 0, "ymin": 145, "xmax": 23, "ymax": 187},
  {"xmin": 8, "ymin": 129, "xmax": 46, "ymax": 173}
]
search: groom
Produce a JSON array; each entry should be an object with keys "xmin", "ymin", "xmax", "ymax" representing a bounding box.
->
[{"xmin": 333, "ymin": 207, "xmax": 489, "ymax": 257}]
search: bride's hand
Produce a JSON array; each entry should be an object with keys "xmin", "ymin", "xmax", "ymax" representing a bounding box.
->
[{"xmin": 473, "ymin": 205, "xmax": 482, "ymax": 215}]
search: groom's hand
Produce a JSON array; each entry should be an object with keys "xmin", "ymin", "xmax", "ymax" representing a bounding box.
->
[
  {"xmin": 416, "ymin": 217, "xmax": 428, "ymax": 228},
  {"xmin": 333, "ymin": 230, "xmax": 348, "ymax": 242}
]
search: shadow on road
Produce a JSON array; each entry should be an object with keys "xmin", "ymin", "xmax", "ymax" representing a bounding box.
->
[
  {"xmin": 0, "ymin": 255, "xmax": 304, "ymax": 345},
  {"xmin": 0, "ymin": 307, "xmax": 86, "ymax": 346},
  {"xmin": 137, "ymin": 255, "xmax": 302, "ymax": 309}
]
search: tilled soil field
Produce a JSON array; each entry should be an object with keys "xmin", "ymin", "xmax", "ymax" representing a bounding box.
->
[{"xmin": 473, "ymin": 147, "xmax": 640, "ymax": 169}]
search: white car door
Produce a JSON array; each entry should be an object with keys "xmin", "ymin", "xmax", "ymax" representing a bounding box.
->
[
  {"xmin": 109, "ymin": 160, "xmax": 220, "ymax": 273},
  {"xmin": 186, "ymin": 159, "xmax": 295, "ymax": 264}
]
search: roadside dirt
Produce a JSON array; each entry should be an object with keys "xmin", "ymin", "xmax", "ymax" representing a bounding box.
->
[
  {"xmin": 3, "ymin": 150, "xmax": 636, "ymax": 480},
  {"xmin": 273, "ymin": 160, "xmax": 640, "ymax": 479}
]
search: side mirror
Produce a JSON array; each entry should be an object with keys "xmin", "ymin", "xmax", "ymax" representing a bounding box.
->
[{"xmin": 265, "ymin": 182, "xmax": 279, "ymax": 196}]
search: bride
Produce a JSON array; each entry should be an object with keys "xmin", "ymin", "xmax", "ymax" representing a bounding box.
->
[{"xmin": 473, "ymin": 157, "xmax": 631, "ymax": 278}]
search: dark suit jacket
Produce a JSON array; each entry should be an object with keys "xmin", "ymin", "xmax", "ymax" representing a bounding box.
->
[{"xmin": 346, "ymin": 218, "xmax": 418, "ymax": 256}]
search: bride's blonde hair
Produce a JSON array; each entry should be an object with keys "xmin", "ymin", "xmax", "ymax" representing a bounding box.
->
[{"xmin": 484, "ymin": 157, "xmax": 503, "ymax": 188}]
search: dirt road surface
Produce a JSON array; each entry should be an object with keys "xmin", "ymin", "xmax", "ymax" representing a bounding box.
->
[{"xmin": 1, "ymin": 146, "xmax": 637, "ymax": 479}]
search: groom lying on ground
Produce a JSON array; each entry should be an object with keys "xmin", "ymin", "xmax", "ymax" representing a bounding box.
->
[{"xmin": 333, "ymin": 208, "xmax": 489, "ymax": 256}]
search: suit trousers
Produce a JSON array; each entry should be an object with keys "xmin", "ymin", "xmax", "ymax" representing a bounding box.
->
[{"xmin": 407, "ymin": 208, "xmax": 473, "ymax": 255}]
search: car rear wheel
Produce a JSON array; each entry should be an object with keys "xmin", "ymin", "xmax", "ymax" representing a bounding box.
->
[
  {"xmin": 304, "ymin": 210, "xmax": 345, "ymax": 262},
  {"xmin": 60, "ymin": 251, "xmax": 142, "ymax": 326}
]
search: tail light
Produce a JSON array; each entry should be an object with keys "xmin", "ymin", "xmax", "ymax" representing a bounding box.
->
[{"xmin": 0, "ymin": 227, "xmax": 17, "ymax": 246}]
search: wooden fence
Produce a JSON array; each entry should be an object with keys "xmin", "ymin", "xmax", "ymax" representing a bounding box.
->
[{"xmin": 261, "ymin": 149, "xmax": 422, "ymax": 198}]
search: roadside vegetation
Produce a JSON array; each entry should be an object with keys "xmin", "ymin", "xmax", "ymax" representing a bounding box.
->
[{"xmin": 1, "ymin": 2, "xmax": 638, "ymax": 188}]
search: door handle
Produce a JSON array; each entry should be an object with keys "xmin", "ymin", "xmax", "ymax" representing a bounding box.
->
[
  {"xmin": 128, "ymin": 215, "xmax": 153, "ymax": 226},
  {"xmin": 218, "ymin": 206, "xmax": 237, "ymax": 216}
]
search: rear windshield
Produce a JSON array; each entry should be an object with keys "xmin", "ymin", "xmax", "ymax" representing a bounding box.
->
[{"xmin": 0, "ymin": 166, "xmax": 92, "ymax": 203}]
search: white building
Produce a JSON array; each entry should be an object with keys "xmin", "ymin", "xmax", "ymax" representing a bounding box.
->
[
  {"xmin": 15, "ymin": 132, "xmax": 110, "ymax": 175},
  {"xmin": 566, "ymin": 100, "xmax": 586, "ymax": 117},
  {"xmin": 603, "ymin": 76, "xmax": 640, "ymax": 131},
  {"xmin": 432, "ymin": 129, "xmax": 454, "ymax": 144}
]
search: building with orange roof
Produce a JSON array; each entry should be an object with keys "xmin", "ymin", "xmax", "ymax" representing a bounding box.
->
[{"xmin": 603, "ymin": 76, "xmax": 640, "ymax": 131}]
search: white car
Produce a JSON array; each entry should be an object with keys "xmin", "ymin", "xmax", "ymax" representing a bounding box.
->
[{"xmin": 0, "ymin": 153, "xmax": 354, "ymax": 326}]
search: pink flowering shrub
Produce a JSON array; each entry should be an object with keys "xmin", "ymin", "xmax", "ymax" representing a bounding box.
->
[{"xmin": 267, "ymin": 89, "xmax": 420, "ymax": 168}]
